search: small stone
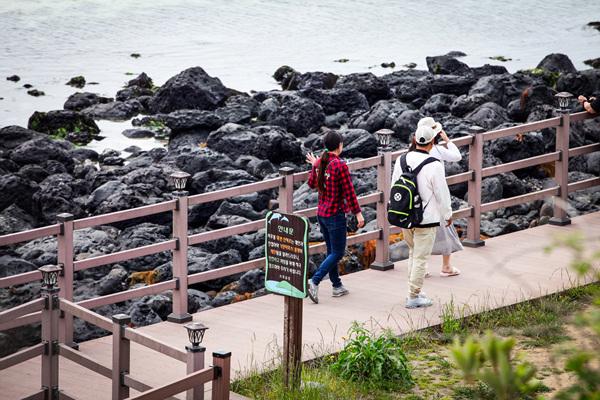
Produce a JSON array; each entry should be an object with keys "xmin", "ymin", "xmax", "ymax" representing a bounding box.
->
[
  {"xmin": 23, "ymin": 83, "xmax": 33, "ymax": 89},
  {"xmin": 130, "ymin": 53, "xmax": 141, "ymax": 58},
  {"xmin": 404, "ymin": 62, "xmax": 417, "ymax": 69},
  {"xmin": 539, "ymin": 215, "xmax": 550, "ymax": 225},
  {"xmin": 6, "ymin": 75, "xmax": 20, "ymax": 82},
  {"xmin": 66, "ymin": 76, "xmax": 86, "ymax": 88},
  {"xmin": 381, "ymin": 62, "xmax": 396, "ymax": 68},
  {"xmin": 27, "ymin": 89, "xmax": 45, "ymax": 97},
  {"xmin": 334, "ymin": 58, "xmax": 349, "ymax": 63}
]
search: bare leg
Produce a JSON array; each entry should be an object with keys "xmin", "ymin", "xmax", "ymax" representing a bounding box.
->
[{"xmin": 442, "ymin": 254, "xmax": 452, "ymax": 273}]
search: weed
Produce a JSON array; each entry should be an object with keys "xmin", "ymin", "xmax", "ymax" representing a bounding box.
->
[{"xmin": 331, "ymin": 322, "xmax": 413, "ymax": 390}]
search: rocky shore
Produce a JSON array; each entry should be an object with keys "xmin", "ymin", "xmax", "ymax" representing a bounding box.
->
[{"xmin": 1, "ymin": 52, "xmax": 599, "ymax": 355}]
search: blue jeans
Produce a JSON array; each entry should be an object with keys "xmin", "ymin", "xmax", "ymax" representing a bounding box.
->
[{"xmin": 311, "ymin": 213, "xmax": 347, "ymax": 288}]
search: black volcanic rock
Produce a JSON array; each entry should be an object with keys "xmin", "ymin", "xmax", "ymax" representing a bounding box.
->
[
  {"xmin": 257, "ymin": 94, "xmax": 325, "ymax": 136},
  {"xmin": 64, "ymin": 92, "xmax": 113, "ymax": 111},
  {"xmin": 149, "ymin": 67, "xmax": 230, "ymax": 113},
  {"xmin": 299, "ymin": 88, "xmax": 369, "ymax": 115},
  {"xmin": 28, "ymin": 110, "xmax": 100, "ymax": 137},
  {"xmin": 335, "ymin": 72, "xmax": 391, "ymax": 105},
  {"xmin": 536, "ymin": 53, "xmax": 576, "ymax": 74},
  {"xmin": 426, "ymin": 54, "xmax": 471, "ymax": 75}
]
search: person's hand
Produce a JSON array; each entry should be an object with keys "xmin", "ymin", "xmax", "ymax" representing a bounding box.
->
[
  {"xmin": 578, "ymin": 95, "xmax": 587, "ymax": 105},
  {"xmin": 356, "ymin": 212, "xmax": 365, "ymax": 229},
  {"xmin": 445, "ymin": 218, "xmax": 453, "ymax": 227},
  {"xmin": 439, "ymin": 130, "xmax": 450, "ymax": 143},
  {"xmin": 305, "ymin": 152, "xmax": 318, "ymax": 167}
]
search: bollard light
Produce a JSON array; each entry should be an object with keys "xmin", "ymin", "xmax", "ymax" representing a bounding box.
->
[
  {"xmin": 170, "ymin": 171, "xmax": 191, "ymax": 191},
  {"xmin": 555, "ymin": 92, "xmax": 573, "ymax": 112},
  {"xmin": 38, "ymin": 265, "xmax": 62, "ymax": 289},
  {"xmin": 375, "ymin": 129, "xmax": 393, "ymax": 148},
  {"xmin": 184, "ymin": 322, "xmax": 208, "ymax": 348}
]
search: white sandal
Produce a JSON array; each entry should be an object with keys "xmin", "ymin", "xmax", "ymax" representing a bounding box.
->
[{"xmin": 440, "ymin": 267, "xmax": 461, "ymax": 277}]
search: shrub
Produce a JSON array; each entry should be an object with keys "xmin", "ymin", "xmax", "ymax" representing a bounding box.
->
[{"xmin": 330, "ymin": 322, "xmax": 413, "ymax": 390}]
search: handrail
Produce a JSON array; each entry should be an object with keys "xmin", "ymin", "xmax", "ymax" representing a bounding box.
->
[
  {"xmin": 76, "ymin": 279, "xmax": 177, "ymax": 310},
  {"xmin": 482, "ymin": 151, "xmax": 561, "ymax": 178},
  {"xmin": 123, "ymin": 328, "xmax": 187, "ymax": 363},
  {"xmin": 0, "ymin": 298, "xmax": 44, "ymax": 325},
  {"xmin": 125, "ymin": 367, "xmax": 216, "ymax": 400},
  {"xmin": 58, "ymin": 343, "xmax": 111, "ymax": 379},
  {"xmin": 0, "ymin": 224, "xmax": 60, "ymax": 247},
  {"xmin": 568, "ymin": 177, "xmax": 600, "ymax": 193},
  {"xmin": 59, "ymin": 299, "xmax": 113, "ymax": 332},
  {"xmin": 0, "ymin": 311, "xmax": 41, "ymax": 331},
  {"xmin": 480, "ymin": 186, "xmax": 560, "ymax": 213},
  {"xmin": 189, "ymin": 219, "xmax": 265, "ymax": 246},
  {"xmin": 188, "ymin": 176, "xmax": 284, "ymax": 206},
  {"xmin": 482, "ymin": 117, "xmax": 561, "ymax": 142},
  {"xmin": 0, "ymin": 343, "xmax": 44, "ymax": 370},
  {"xmin": 0, "ymin": 270, "xmax": 42, "ymax": 289},
  {"xmin": 73, "ymin": 201, "xmax": 177, "ymax": 230},
  {"xmin": 74, "ymin": 239, "xmax": 177, "ymax": 272},
  {"xmin": 569, "ymin": 143, "xmax": 600, "ymax": 158}
]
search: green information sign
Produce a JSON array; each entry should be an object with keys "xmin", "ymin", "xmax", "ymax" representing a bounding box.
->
[{"xmin": 264, "ymin": 211, "xmax": 310, "ymax": 299}]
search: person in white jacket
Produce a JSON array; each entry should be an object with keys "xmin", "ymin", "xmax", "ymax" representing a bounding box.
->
[
  {"xmin": 391, "ymin": 124, "xmax": 453, "ymax": 309},
  {"xmin": 417, "ymin": 117, "xmax": 463, "ymax": 278}
]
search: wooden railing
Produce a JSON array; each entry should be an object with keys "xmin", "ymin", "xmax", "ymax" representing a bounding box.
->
[
  {"xmin": 0, "ymin": 283, "xmax": 231, "ymax": 400},
  {"xmin": 0, "ymin": 110, "xmax": 598, "ymax": 365}
]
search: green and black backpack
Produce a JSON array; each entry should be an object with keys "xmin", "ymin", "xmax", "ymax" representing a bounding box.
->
[{"xmin": 387, "ymin": 153, "xmax": 438, "ymax": 228}]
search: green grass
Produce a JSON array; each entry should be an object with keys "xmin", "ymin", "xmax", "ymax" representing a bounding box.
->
[{"xmin": 233, "ymin": 284, "xmax": 599, "ymax": 399}]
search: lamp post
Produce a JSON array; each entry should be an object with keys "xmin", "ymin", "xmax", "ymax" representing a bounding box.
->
[
  {"xmin": 371, "ymin": 129, "xmax": 395, "ymax": 271},
  {"xmin": 184, "ymin": 322, "xmax": 209, "ymax": 400},
  {"xmin": 555, "ymin": 92, "xmax": 573, "ymax": 114},
  {"xmin": 167, "ymin": 170, "xmax": 192, "ymax": 323},
  {"xmin": 375, "ymin": 128, "xmax": 393, "ymax": 153},
  {"xmin": 39, "ymin": 264, "xmax": 62, "ymax": 399}
]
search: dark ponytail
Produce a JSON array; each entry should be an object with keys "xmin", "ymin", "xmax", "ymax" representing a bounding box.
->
[
  {"xmin": 317, "ymin": 130, "xmax": 343, "ymax": 193},
  {"xmin": 408, "ymin": 135, "xmax": 416, "ymax": 152}
]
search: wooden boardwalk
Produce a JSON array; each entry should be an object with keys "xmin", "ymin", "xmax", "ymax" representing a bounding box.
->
[{"xmin": 1, "ymin": 212, "xmax": 599, "ymax": 399}]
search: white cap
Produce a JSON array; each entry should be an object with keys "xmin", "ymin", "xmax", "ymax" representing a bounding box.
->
[
  {"xmin": 417, "ymin": 116, "xmax": 443, "ymax": 135},
  {"xmin": 415, "ymin": 125, "xmax": 437, "ymax": 145}
]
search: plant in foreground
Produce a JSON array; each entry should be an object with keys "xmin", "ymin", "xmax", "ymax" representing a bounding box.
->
[
  {"xmin": 330, "ymin": 322, "xmax": 413, "ymax": 390},
  {"xmin": 450, "ymin": 332, "xmax": 542, "ymax": 400}
]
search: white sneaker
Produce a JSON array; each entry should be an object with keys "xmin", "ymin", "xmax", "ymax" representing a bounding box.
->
[
  {"xmin": 405, "ymin": 295, "xmax": 433, "ymax": 309},
  {"xmin": 332, "ymin": 285, "xmax": 349, "ymax": 297},
  {"xmin": 308, "ymin": 279, "xmax": 319, "ymax": 304}
]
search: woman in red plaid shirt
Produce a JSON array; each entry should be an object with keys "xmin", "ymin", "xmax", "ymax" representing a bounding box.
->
[{"xmin": 305, "ymin": 130, "xmax": 365, "ymax": 304}]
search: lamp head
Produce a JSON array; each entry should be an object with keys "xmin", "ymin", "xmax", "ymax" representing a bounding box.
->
[
  {"xmin": 184, "ymin": 322, "xmax": 208, "ymax": 347},
  {"xmin": 170, "ymin": 171, "xmax": 191, "ymax": 191},
  {"xmin": 38, "ymin": 264, "xmax": 62, "ymax": 289}
]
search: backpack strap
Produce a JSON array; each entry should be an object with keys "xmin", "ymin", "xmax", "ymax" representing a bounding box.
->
[
  {"xmin": 411, "ymin": 157, "xmax": 439, "ymax": 176},
  {"xmin": 400, "ymin": 153, "xmax": 410, "ymax": 173}
]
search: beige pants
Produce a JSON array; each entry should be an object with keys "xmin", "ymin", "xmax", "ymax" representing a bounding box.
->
[{"xmin": 402, "ymin": 227, "xmax": 437, "ymax": 298}]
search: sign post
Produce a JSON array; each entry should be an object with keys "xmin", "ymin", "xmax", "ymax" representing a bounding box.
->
[{"xmin": 264, "ymin": 210, "xmax": 309, "ymax": 388}]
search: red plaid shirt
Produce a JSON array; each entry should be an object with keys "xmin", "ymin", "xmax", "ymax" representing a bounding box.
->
[{"xmin": 308, "ymin": 153, "xmax": 361, "ymax": 217}]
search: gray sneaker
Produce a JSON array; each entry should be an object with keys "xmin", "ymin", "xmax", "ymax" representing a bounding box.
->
[
  {"xmin": 332, "ymin": 285, "xmax": 349, "ymax": 297},
  {"xmin": 405, "ymin": 295, "xmax": 433, "ymax": 309},
  {"xmin": 308, "ymin": 279, "xmax": 319, "ymax": 304}
]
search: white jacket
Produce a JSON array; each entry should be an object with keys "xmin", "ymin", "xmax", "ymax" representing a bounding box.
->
[
  {"xmin": 430, "ymin": 142, "xmax": 462, "ymax": 164},
  {"xmin": 391, "ymin": 149, "xmax": 453, "ymax": 226}
]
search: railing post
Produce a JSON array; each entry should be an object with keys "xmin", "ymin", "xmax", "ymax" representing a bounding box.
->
[
  {"xmin": 371, "ymin": 152, "xmax": 394, "ymax": 271},
  {"xmin": 186, "ymin": 344, "xmax": 206, "ymax": 400},
  {"xmin": 112, "ymin": 314, "xmax": 131, "ymax": 400},
  {"xmin": 549, "ymin": 112, "xmax": 571, "ymax": 226},
  {"xmin": 277, "ymin": 167, "xmax": 303, "ymax": 388},
  {"xmin": 56, "ymin": 213, "xmax": 76, "ymax": 348},
  {"xmin": 211, "ymin": 351, "xmax": 231, "ymax": 400},
  {"xmin": 41, "ymin": 279, "xmax": 60, "ymax": 399},
  {"xmin": 464, "ymin": 133, "xmax": 485, "ymax": 247},
  {"xmin": 168, "ymin": 191, "xmax": 192, "ymax": 323}
]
